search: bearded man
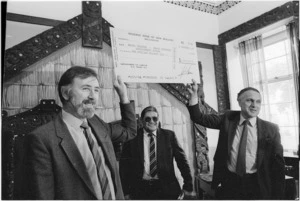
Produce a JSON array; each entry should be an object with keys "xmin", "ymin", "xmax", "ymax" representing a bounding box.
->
[{"xmin": 26, "ymin": 66, "xmax": 137, "ymax": 200}]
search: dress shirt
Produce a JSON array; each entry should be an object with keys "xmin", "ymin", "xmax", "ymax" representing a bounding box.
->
[
  {"xmin": 142, "ymin": 129, "xmax": 159, "ymax": 180},
  {"xmin": 228, "ymin": 115, "xmax": 258, "ymax": 174},
  {"xmin": 62, "ymin": 110, "xmax": 116, "ymax": 199}
]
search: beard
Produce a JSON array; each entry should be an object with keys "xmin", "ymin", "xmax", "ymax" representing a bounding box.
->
[{"xmin": 71, "ymin": 97, "xmax": 96, "ymax": 119}]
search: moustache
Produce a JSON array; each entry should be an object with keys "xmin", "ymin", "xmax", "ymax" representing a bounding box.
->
[{"xmin": 82, "ymin": 99, "xmax": 96, "ymax": 105}]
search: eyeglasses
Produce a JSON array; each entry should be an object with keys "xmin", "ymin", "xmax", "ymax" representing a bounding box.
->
[{"xmin": 144, "ymin": 116, "xmax": 158, "ymax": 122}]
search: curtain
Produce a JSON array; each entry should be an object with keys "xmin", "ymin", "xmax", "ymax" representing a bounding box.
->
[
  {"xmin": 286, "ymin": 21, "xmax": 299, "ymax": 115},
  {"xmin": 286, "ymin": 22, "xmax": 299, "ymax": 156},
  {"xmin": 238, "ymin": 36, "xmax": 269, "ymax": 118}
]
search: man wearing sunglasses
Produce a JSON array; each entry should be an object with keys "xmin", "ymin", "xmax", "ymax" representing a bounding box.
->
[{"xmin": 124, "ymin": 106, "xmax": 193, "ymax": 199}]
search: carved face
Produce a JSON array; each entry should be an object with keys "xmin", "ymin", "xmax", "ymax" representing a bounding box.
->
[{"xmin": 63, "ymin": 77, "xmax": 100, "ymax": 119}]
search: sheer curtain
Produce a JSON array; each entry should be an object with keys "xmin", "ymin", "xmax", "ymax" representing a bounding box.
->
[
  {"xmin": 238, "ymin": 25, "xmax": 299, "ymax": 157},
  {"xmin": 286, "ymin": 21, "xmax": 299, "ymax": 117},
  {"xmin": 238, "ymin": 36, "xmax": 269, "ymax": 119},
  {"xmin": 286, "ymin": 21, "xmax": 299, "ymax": 156}
]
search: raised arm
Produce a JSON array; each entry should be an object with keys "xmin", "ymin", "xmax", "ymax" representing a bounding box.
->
[
  {"xmin": 186, "ymin": 79, "xmax": 222, "ymax": 129},
  {"xmin": 110, "ymin": 75, "xmax": 137, "ymax": 142}
]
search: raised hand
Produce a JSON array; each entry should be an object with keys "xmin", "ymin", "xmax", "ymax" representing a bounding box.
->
[
  {"xmin": 113, "ymin": 75, "xmax": 129, "ymax": 103},
  {"xmin": 186, "ymin": 79, "xmax": 198, "ymax": 105}
]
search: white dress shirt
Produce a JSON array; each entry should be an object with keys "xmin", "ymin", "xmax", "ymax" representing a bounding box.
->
[
  {"xmin": 62, "ymin": 110, "xmax": 116, "ymax": 199},
  {"xmin": 227, "ymin": 115, "xmax": 258, "ymax": 174}
]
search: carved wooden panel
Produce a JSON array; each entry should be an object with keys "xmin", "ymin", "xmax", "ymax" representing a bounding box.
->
[
  {"xmin": 160, "ymin": 83, "xmax": 191, "ymax": 105},
  {"xmin": 2, "ymin": 100, "xmax": 61, "ymax": 199},
  {"xmin": 219, "ymin": 1, "xmax": 299, "ymax": 45},
  {"xmin": 3, "ymin": 15, "xmax": 113, "ymax": 82},
  {"xmin": 194, "ymin": 103, "xmax": 218, "ymax": 174},
  {"xmin": 82, "ymin": 1, "xmax": 103, "ymax": 48},
  {"xmin": 213, "ymin": 45, "xmax": 230, "ymax": 113}
]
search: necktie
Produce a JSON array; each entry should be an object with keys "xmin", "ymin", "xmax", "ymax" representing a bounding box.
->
[
  {"xmin": 236, "ymin": 120, "xmax": 249, "ymax": 177},
  {"xmin": 81, "ymin": 122, "xmax": 112, "ymax": 200},
  {"xmin": 149, "ymin": 133, "xmax": 157, "ymax": 177}
]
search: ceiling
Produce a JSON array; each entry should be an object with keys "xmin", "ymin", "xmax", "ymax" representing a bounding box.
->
[
  {"xmin": 4, "ymin": 1, "xmax": 241, "ymax": 49},
  {"xmin": 164, "ymin": 1, "xmax": 241, "ymax": 15}
]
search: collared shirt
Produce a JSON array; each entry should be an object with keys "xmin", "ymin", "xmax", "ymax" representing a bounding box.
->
[
  {"xmin": 227, "ymin": 115, "xmax": 258, "ymax": 174},
  {"xmin": 62, "ymin": 110, "xmax": 116, "ymax": 200},
  {"xmin": 142, "ymin": 129, "xmax": 159, "ymax": 180}
]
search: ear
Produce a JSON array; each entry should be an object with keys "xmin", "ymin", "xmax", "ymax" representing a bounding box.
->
[
  {"xmin": 61, "ymin": 86, "xmax": 71, "ymax": 101},
  {"xmin": 237, "ymin": 98, "xmax": 242, "ymax": 107}
]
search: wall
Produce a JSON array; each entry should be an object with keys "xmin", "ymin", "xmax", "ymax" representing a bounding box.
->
[
  {"xmin": 218, "ymin": 1, "xmax": 290, "ymax": 34},
  {"xmin": 6, "ymin": 1, "xmax": 81, "ymax": 49},
  {"xmin": 6, "ymin": 1, "xmax": 219, "ymax": 49},
  {"xmin": 102, "ymin": 1, "xmax": 219, "ymax": 45}
]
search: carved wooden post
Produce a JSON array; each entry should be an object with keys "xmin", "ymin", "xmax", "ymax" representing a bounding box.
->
[{"xmin": 82, "ymin": 1, "xmax": 103, "ymax": 48}]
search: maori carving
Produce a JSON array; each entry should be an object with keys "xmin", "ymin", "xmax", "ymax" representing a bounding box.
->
[
  {"xmin": 102, "ymin": 18, "xmax": 113, "ymax": 46},
  {"xmin": 194, "ymin": 103, "xmax": 218, "ymax": 174},
  {"xmin": 213, "ymin": 45, "xmax": 229, "ymax": 113},
  {"xmin": 4, "ymin": 15, "xmax": 82, "ymax": 82},
  {"xmin": 3, "ymin": 15, "xmax": 113, "ymax": 82},
  {"xmin": 2, "ymin": 100, "xmax": 61, "ymax": 200},
  {"xmin": 219, "ymin": 1, "xmax": 299, "ymax": 44},
  {"xmin": 160, "ymin": 83, "xmax": 191, "ymax": 105},
  {"xmin": 82, "ymin": 1, "xmax": 103, "ymax": 48}
]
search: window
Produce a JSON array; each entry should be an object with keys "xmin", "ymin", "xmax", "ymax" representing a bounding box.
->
[{"xmin": 243, "ymin": 26, "xmax": 299, "ymax": 157}]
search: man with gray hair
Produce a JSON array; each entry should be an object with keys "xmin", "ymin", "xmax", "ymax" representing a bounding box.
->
[
  {"xmin": 187, "ymin": 79, "xmax": 285, "ymax": 199},
  {"xmin": 26, "ymin": 66, "xmax": 137, "ymax": 200}
]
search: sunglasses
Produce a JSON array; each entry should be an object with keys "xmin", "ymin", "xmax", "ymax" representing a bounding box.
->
[{"xmin": 144, "ymin": 116, "xmax": 158, "ymax": 123}]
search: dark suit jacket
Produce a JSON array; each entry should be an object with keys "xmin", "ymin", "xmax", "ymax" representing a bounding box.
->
[
  {"xmin": 26, "ymin": 102, "xmax": 137, "ymax": 200},
  {"xmin": 126, "ymin": 127, "xmax": 193, "ymax": 198},
  {"xmin": 188, "ymin": 104, "xmax": 285, "ymax": 199}
]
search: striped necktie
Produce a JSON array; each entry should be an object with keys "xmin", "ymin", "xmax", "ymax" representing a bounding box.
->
[
  {"xmin": 148, "ymin": 132, "xmax": 157, "ymax": 177},
  {"xmin": 81, "ymin": 122, "xmax": 112, "ymax": 199},
  {"xmin": 236, "ymin": 119, "xmax": 249, "ymax": 177}
]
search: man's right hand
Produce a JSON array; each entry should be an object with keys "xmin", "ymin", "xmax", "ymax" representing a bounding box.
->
[{"xmin": 186, "ymin": 79, "xmax": 198, "ymax": 106}]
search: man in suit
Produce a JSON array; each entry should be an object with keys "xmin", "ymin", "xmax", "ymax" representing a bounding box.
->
[
  {"xmin": 26, "ymin": 66, "xmax": 137, "ymax": 200},
  {"xmin": 125, "ymin": 106, "xmax": 193, "ymax": 200},
  {"xmin": 187, "ymin": 80, "xmax": 285, "ymax": 199}
]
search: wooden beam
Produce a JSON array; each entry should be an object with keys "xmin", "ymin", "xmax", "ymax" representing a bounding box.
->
[{"xmin": 6, "ymin": 12, "xmax": 65, "ymax": 27}]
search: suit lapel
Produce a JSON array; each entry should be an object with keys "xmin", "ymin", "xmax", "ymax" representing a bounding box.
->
[
  {"xmin": 227, "ymin": 115, "xmax": 240, "ymax": 157},
  {"xmin": 256, "ymin": 117, "xmax": 266, "ymax": 169},
  {"xmin": 54, "ymin": 114, "xmax": 97, "ymax": 198},
  {"xmin": 156, "ymin": 128, "xmax": 163, "ymax": 170},
  {"xmin": 87, "ymin": 117, "xmax": 116, "ymax": 183},
  {"xmin": 137, "ymin": 129, "xmax": 144, "ymax": 166}
]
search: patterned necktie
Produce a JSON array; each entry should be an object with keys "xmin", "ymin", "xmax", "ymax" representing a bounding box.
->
[
  {"xmin": 81, "ymin": 122, "xmax": 112, "ymax": 200},
  {"xmin": 148, "ymin": 132, "xmax": 157, "ymax": 177},
  {"xmin": 236, "ymin": 119, "xmax": 249, "ymax": 177}
]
